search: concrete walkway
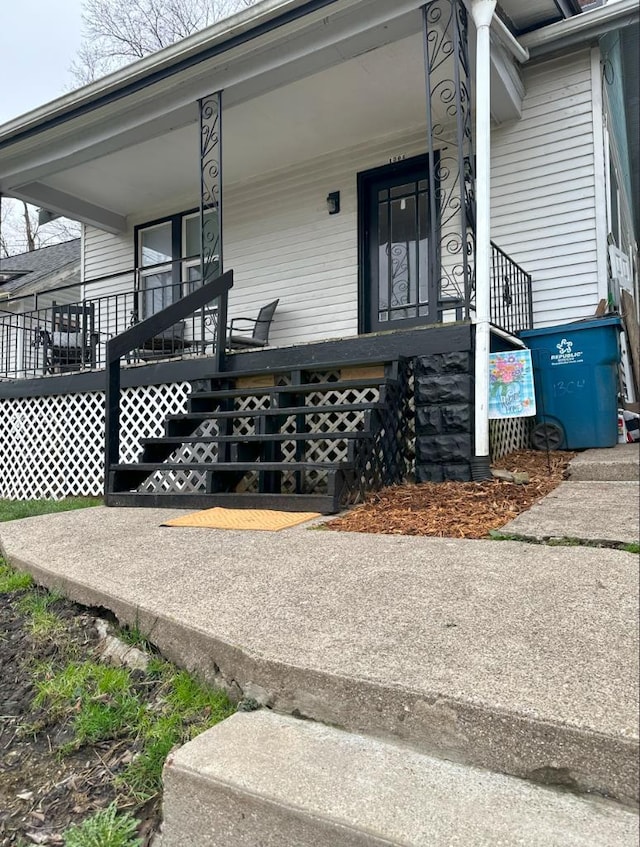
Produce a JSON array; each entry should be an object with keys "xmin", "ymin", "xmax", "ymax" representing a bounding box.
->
[
  {"xmin": 502, "ymin": 444, "xmax": 639, "ymax": 545},
  {"xmin": 1, "ymin": 500, "xmax": 638, "ymax": 806},
  {"xmin": 0, "ymin": 445, "xmax": 638, "ymax": 843}
]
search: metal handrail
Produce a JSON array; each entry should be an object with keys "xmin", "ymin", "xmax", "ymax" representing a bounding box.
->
[
  {"xmin": 105, "ymin": 269, "xmax": 233, "ymax": 491},
  {"xmin": 489, "ymin": 241, "xmax": 533, "ymax": 334},
  {"xmin": 0, "ymin": 260, "xmax": 217, "ymax": 379}
]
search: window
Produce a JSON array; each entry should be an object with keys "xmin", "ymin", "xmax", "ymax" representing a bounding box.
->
[
  {"xmin": 136, "ymin": 210, "xmax": 218, "ymax": 317},
  {"xmin": 138, "ymin": 222, "xmax": 175, "ymax": 317}
]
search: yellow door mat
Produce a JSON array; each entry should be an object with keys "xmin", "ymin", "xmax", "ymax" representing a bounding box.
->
[{"xmin": 162, "ymin": 507, "xmax": 321, "ymax": 532}]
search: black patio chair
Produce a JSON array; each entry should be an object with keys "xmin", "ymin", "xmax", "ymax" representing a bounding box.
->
[
  {"xmin": 227, "ymin": 299, "xmax": 279, "ymax": 350},
  {"xmin": 135, "ymin": 321, "xmax": 193, "ymax": 360},
  {"xmin": 41, "ymin": 302, "xmax": 98, "ymax": 373}
]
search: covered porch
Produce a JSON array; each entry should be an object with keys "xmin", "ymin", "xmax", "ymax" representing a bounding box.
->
[
  {"xmin": 1, "ymin": 0, "xmax": 578, "ymax": 507},
  {"xmin": 0, "ymin": 0, "xmax": 537, "ymax": 385}
]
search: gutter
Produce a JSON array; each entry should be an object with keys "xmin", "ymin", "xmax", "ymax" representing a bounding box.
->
[
  {"xmin": 491, "ymin": 15, "xmax": 529, "ymax": 63},
  {"xmin": 520, "ymin": 0, "xmax": 640, "ymax": 56},
  {"xmin": 0, "ymin": 0, "xmax": 343, "ymax": 151}
]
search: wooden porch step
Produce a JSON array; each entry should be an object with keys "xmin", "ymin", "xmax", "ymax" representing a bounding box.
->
[
  {"xmin": 113, "ymin": 461, "xmax": 354, "ymax": 473},
  {"xmin": 167, "ymin": 402, "xmax": 382, "ymax": 423},
  {"xmin": 104, "ymin": 491, "xmax": 339, "ymax": 514},
  {"xmin": 110, "ymin": 460, "xmax": 351, "ymax": 504},
  {"xmin": 141, "ymin": 432, "xmax": 370, "ymax": 446},
  {"xmin": 139, "ymin": 430, "xmax": 371, "ymax": 464},
  {"xmin": 189, "ymin": 377, "xmax": 395, "ymax": 403}
]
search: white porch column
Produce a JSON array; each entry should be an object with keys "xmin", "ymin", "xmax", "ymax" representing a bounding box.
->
[{"xmin": 470, "ymin": 0, "xmax": 496, "ymax": 480}]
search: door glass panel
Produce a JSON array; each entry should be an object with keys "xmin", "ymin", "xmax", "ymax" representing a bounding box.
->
[
  {"xmin": 183, "ymin": 211, "xmax": 219, "ymax": 289},
  {"xmin": 141, "ymin": 270, "xmax": 173, "ymax": 318},
  {"xmin": 139, "ymin": 222, "xmax": 173, "ymax": 318},
  {"xmin": 389, "ymin": 193, "xmax": 416, "ymax": 321},
  {"xmin": 368, "ymin": 167, "xmax": 433, "ymax": 330},
  {"xmin": 184, "ymin": 211, "xmax": 218, "ymax": 260},
  {"xmin": 377, "ymin": 201, "xmax": 389, "ymax": 323},
  {"xmin": 418, "ymin": 191, "xmax": 430, "ymax": 316},
  {"xmin": 390, "ymin": 182, "xmax": 415, "ymax": 199}
]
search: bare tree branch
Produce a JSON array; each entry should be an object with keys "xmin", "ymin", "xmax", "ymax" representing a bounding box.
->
[
  {"xmin": 0, "ymin": 198, "xmax": 80, "ymax": 257},
  {"xmin": 70, "ymin": 0, "xmax": 258, "ymax": 84}
]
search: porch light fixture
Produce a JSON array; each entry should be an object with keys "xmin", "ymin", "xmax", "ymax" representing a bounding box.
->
[{"xmin": 327, "ymin": 191, "xmax": 340, "ymax": 215}]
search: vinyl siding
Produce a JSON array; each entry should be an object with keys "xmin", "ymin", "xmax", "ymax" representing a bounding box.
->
[
  {"xmin": 84, "ymin": 131, "xmax": 432, "ymax": 347},
  {"xmin": 491, "ymin": 49, "xmax": 599, "ymax": 327},
  {"xmin": 83, "ymin": 224, "xmax": 134, "ymax": 296},
  {"xmin": 82, "ymin": 225, "xmax": 137, "ymax": 343}
]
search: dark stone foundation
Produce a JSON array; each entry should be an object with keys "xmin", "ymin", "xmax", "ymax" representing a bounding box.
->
[{"xmin": 413, "ymin": 351, "xmax": 474, "ymax": 482}]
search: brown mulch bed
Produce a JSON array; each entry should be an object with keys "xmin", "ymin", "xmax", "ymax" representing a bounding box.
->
[{"xmin": 325, "ymin": 450, "xmax": 575, "ymax": 539}]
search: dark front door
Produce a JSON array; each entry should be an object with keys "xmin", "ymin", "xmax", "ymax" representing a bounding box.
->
[{"xmin": 359, "ymin": 156, "xmax": 438, "ymax": 333}]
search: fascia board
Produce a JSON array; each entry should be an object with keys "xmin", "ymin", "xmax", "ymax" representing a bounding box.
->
[{"xmin": 521, "ymin": 0, "xmax": 640, "ymax": 57}]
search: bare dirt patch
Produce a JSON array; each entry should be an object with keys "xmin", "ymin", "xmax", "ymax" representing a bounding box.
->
[
  {"xmin": 325, "ymin": 450, "xmax": 575, "ymax": 539},
  {"xmin": 0, "ymin": 580, "xmax": 232, "ymax": 846},
  {"xmin": 0, "ymin": 593, "xmax": 133, "ymax": 846}
]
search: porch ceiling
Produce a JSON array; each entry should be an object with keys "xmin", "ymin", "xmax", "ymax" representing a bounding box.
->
[
  {"xmin": 44, "ymin": 33, "xmax": 431, "ymax": 219},
  {"xmin": 498, "ymin": 0, "xmax": 579, "ymax": 34}
]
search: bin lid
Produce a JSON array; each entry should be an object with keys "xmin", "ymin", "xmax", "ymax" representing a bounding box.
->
[{"xmin": 519, "ymin": 315, "xmax": 622, "ymax": 339}]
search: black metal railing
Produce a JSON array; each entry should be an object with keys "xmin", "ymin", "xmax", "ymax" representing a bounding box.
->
[
  {"xmin": 0, "ymin": 258, "xmax": 224, "ymax": 380},
  {"xmin": 490, "ymin": 242, "xmax": 533, "ymax": 334},
  {"xmin": 0, "ymin": 243, "xmax": 533, "ymax": 381},
  {"xmin": 105, "ymin": 269, "xmax": 233, "ymax": 489}
]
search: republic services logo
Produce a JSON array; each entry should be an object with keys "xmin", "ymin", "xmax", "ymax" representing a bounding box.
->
[{"xmin": 550, "ymin": 337, "xmax": 583, "ymax": 365}]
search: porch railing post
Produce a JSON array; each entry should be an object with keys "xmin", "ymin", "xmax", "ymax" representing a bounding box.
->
[
  {"xmin": 199, "ymin": 90, "xmax": 225, "ymax": 371},
  {"xmin": 104, "ymin": 357, "xmax": 120, "ymax": 498},
  {"xmin": 421, "ymin": 0, "xmax": 476, "ymax": 322}
]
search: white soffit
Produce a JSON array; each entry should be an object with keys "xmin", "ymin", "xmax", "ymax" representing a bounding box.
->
[
  {"xmin": 43, "ymin": 32, "xmax": 430, "ymax": 217},
  {"xmin": 1, "ymin": 0, "xmax": 525, "ymax": 225},
  {"xmin": 498, "ymin": 0, "xmax": 574, "ymax": 34}
]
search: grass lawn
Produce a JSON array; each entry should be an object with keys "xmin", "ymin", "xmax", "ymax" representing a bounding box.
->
[{"xmin": 0, "ymin": 496, "xmax": 102, "ymax": 523}]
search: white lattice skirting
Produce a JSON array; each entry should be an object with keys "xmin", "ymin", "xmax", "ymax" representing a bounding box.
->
[
  {"xmin": 0, "ymin": 379, "xmax": 523, "ymax": 500},
  {"xmin": 489, "ymin": 417, "xmax": 531, "ymax": 460},
  {"xmin": 0, "ymin": 383, "xmax": 190, "ymax": 500}
]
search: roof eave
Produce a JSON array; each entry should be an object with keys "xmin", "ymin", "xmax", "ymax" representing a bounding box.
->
[
  {"xmin": 0, "ymin": 0, "xmax": 341, "ymax": 150},
  {"xmin": 520, "ymin": 0, "xmax": 640, "ymax": 57}
]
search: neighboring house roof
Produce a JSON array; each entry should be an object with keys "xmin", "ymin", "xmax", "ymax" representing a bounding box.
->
[{"xmin": 0, "ymin": 239, "xmax": 81, "ymax": 296}]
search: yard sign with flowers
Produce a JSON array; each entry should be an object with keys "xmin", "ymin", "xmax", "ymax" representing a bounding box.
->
[{"xmin": 488, "ymin": 350, "xmax": 537, "ymax": 419}]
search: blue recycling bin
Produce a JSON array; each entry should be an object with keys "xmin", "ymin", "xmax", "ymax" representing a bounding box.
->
[{"xmin": 519, "ymin": 316, "xmax": 622, "ymax": 450}]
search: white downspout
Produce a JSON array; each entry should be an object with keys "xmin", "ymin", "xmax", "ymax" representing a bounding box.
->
[{"xmin": 470, "ymin": 0, "xmax": 496, "ymax": 481}]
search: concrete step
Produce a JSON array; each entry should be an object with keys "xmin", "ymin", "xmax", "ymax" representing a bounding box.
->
[
  {"xmin": 569, "ymin": 445, "xmax": 639, "ymax": 481},
  {"xmin": 160, "ymin": 711, "xmax": 639, "ymax": 847}
]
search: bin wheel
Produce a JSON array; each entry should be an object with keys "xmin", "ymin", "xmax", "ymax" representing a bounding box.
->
[{"xmin": 531, "ymin": 422, "xmax": 564, "ymax": 451}]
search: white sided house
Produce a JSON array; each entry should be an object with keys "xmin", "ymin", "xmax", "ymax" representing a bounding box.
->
[{"xmin": 0, "ymin": 0, "xmax": 637, "ymax": 510}]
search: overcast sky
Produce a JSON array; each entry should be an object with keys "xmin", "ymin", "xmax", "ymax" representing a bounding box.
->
[{"xmin": 0, "ymin": 0, "xmax": 84, "ymax": 125}]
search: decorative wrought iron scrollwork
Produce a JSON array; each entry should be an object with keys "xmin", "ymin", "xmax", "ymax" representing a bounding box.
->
[
  {"xmin": 422, "ymin": 0, "xmax": 476, "ymax": 318},
  {"xmin": 199, "ymin": 92, "xmax": 222, "ymax": 286},
  {"xmin": 389, "ymin": 244, "xmax": 410, "ymax": 310}
]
